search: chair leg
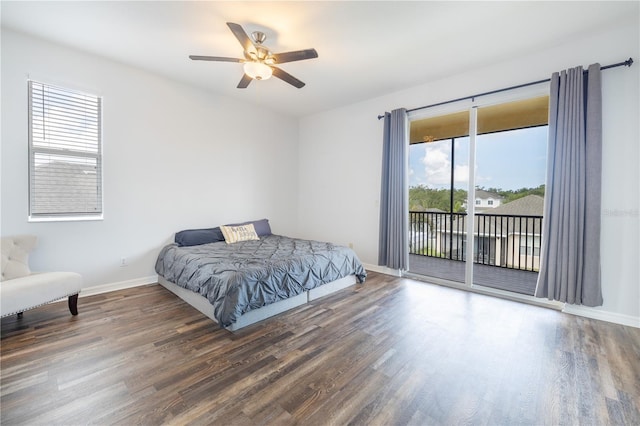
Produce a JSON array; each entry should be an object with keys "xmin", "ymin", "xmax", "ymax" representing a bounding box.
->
[
  {"xmin": 68, "ymin": 294, "xmax": 79, "ymax": 316},
  {"xmin": 17, "ymin": 312, "xmax": 23, "ymax": 319}
]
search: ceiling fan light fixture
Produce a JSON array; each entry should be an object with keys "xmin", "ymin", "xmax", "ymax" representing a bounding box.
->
[
  {"xmin": 190, "ymin": 22, "xmax": 317, "ymax": 88},
  {"xmin": 243, "ymin": 61, "xmax": 272, "ymax": 80}
]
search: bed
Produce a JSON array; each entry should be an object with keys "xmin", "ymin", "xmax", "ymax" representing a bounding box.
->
[{"xmin": 155, "ymin": 220, "xmax": 367, "ymax": 331}]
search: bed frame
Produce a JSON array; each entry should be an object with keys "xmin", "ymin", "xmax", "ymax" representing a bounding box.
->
[{"xmin": 158, "ymin": 274, "xmax": 357, "ymax": 331}]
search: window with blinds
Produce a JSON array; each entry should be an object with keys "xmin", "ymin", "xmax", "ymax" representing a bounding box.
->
[{"xmin": 28, "ymin": 81, "xmax": 102, "ymax": 219}]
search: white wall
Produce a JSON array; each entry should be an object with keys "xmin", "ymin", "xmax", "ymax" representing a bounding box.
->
[
  {"xmin": 2, "ymin": 20, "xmax": 638, "ymax": 325},
  {"xmin": 1, "ymin": 29, "xmax": 299, "ymax": 288},
  {"xmin": 298, "ymin": 20, "xmax": 640, "ymax": 324}
]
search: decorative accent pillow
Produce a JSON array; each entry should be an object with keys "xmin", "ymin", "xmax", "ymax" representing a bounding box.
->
[
  {"xmin": 1, "ymin": 235, "xmax": 37, "ymax": 281},
  {"xmin": 226, "ymin": 218, "xmax": 272, "ymax": 237},
  {"xmin": 220, "ymin": 224, "xmax": 260, "ymax": 244}
]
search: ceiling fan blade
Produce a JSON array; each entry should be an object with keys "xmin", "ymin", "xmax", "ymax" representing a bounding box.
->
[
  {"xmin": 189, "ymin": 55, "xmax": 243, "ymax": 62},
  {"xmin": 237, "ymin": 74, "xmax": 252, "ymax": 89},
  {"xmin": 272, "ymin": 49, "xmax": 318, "ymax": 64},
  {"xmin": 227, "ymin": 22, "xmax": 256, "ymax": 55},
  {"xmin": 271, "ymin": 67, "xmax": 305, "ymax": 88}
]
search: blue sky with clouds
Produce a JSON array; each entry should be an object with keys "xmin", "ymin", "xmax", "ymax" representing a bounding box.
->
[{"xmin": 409, "ymin": 126, "xmax": 547, "ymax": 191}]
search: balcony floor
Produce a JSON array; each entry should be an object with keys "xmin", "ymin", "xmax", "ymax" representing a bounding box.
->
[{"xmin": 408, "ymin": 254, "xmax": 538, "ymax": 295}]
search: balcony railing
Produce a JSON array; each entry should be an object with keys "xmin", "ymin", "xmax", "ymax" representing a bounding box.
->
[{"xmin": 409, "ymin": 211, "xmax": 543, "ymax": 272}]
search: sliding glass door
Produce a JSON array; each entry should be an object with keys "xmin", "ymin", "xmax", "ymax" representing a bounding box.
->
[{"xmin": 408, "ymin": 89, "xmax": 549, "ymax": 296}]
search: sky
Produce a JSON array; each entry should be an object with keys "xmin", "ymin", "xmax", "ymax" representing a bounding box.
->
[{"xmin": 409, "ymin": 126, "xmax": 548, "ymax": 191}]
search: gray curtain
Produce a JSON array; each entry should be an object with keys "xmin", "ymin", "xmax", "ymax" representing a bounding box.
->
[
  {"xmin": 535, "ymin": 64, "xmax": 603, "ymax": 306},
  {"xmin": 378, "ymin": 108, "xmax": 408, "ymax": 270}
]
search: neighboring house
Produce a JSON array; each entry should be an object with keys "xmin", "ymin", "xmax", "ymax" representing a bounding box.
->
[
  {"xmin": 473, "ymin": 189, "xmax": 504, "ymax": 211},
  {"xmin": 478, "ymin": 194, "xmax": 544, "ymax": 271},
  {"xmin": 411, "ymin": 195, "xmax": 544, "ymax": 272},
  {"xmin": 460, "ymin": 189, "xmax": 504, "ymax": 212}
]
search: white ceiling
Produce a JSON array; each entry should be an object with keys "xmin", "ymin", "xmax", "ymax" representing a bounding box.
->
[{"xmin": 1, "ymin": 1, "xmax": 637, "ymax": 117}]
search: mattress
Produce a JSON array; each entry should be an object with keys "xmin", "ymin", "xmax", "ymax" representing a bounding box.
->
[{"xmin": 155, "ymin": 234, "xmax": 367, "ymax": 327}]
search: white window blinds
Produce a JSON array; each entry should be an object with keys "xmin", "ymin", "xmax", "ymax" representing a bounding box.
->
[{"xmin": 29, "ymin": 81, "xmax": 102, "ymax": 218}]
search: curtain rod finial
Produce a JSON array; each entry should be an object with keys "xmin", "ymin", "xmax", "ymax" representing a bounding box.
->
[{"xmin": 626, "ymin": 57, "xmax": 634, "ymax": 67}]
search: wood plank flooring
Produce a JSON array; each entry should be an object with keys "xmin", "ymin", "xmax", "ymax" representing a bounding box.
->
[{"xmin": 2, "ymin": 271, "xmax": 639, "ymax": 425}]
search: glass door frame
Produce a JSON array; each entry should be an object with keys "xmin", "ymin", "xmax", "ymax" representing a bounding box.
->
[{"xmin": 407, "ymin": 82, "xmax": 552, "ymax": 295}]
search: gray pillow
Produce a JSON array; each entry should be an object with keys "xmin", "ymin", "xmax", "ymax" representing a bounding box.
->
[{"xmin": 175, "ymin": 227, "xmax": 225, "ymax": 247}]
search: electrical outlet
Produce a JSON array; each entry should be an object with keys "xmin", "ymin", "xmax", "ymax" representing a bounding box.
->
[
  {"xmin": 120, "ymin": 257, "xmax": 128, "ymax": 267},
  {"xmin": 348, "ymin": 243, "xmax": 354, "ymax": 249}
]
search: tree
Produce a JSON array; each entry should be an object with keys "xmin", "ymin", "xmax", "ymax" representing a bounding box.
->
[
  {"xmin": 475, "ymin": 184, "xmax": 545, "ymax": 203},
  {"xmin": 409, "ymin": 185, "xmax": 468, "ymax": 213},
  {"xmin": 410, "ymin": 184, "xmax": 545, "ymax": 213}
]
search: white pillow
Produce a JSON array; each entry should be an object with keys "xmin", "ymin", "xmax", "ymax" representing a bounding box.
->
[{"xmin": 220, "ymin": 224, "xmax": 260, "ymax": 244}]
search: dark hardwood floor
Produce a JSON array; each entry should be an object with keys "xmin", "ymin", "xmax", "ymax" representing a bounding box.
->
[{"xmin": 2, "ymin": 271, "xmax": 639, "ymax": 425}]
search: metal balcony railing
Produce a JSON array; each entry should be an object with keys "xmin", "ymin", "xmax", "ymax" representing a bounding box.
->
[{"xmin": 409, "ymin": 211, "xmax": 543, "ymax": 272}]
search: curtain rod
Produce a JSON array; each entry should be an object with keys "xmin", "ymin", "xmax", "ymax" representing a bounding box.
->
[{"xmin": 377, "ymin": 57, "xmax": 634, "ymax": 120}]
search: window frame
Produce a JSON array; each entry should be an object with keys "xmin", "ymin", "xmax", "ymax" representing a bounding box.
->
[
  {"xmin": 519, "ymin": 236, "xmax": 541, "ymax": 257},
  {"xmin": 27, "ymin": 80, "xmax": 104, "ymax": 222}
]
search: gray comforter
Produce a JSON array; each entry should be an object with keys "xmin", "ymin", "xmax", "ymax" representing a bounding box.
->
[{"xmin": 155, "ymin": 235, "xmax": 367, "ymax": 327}]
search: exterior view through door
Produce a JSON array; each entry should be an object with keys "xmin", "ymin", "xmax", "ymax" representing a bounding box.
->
[{"xmin": 408, "ymin": 93, "xmax": 549, "ymax": 296}]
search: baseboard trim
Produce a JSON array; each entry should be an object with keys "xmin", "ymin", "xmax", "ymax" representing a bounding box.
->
[
  {"xmin": 80, "ymin": 275, "xmax": 158, "ymax": 297},
  {"xmin": 562, "ymin": 305, "xmax": 640, "ymax": 328}
]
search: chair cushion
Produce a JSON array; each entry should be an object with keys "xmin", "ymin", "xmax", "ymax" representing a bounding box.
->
[
  {"xmin": 1, "ymin": 235, "xmax": 38, "ymax": 281},
  {"xmin": 0, "ymin": 272, "xmax": 83, "ymax": 317}
]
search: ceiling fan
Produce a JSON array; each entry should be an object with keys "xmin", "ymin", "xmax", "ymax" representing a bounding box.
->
[{"xmin": 190, "ymin": 22, "xmax": 318, "ymax": 89}]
